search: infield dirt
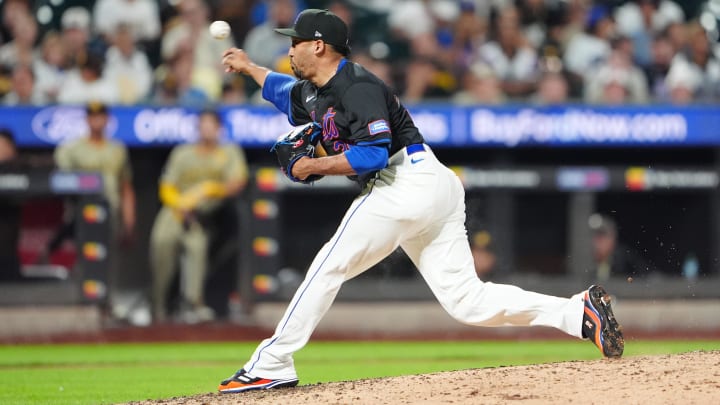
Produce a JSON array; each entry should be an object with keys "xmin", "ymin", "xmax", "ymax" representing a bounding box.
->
[{"xmin": 127, "ymin": 350, "xmax": 719, "ymax": 404}]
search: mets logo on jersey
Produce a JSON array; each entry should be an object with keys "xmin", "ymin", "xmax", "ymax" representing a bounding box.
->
[
  {"xmin": 368, "ymin": 120, "xmax": 390, "ymax": 136},
  {"xmin": 321, "ymin": 107, "xmax": 340, "ymax": 142}
]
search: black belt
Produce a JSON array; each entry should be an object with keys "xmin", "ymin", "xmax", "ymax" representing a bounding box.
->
[{"xmin": 406, "ymin": 144, "xmax": 425, "ymax": 155}]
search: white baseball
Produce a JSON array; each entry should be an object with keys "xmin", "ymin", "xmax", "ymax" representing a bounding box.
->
[{"xmin": 209, "ymin": 20, "xmax": 231, "ymax": 40}]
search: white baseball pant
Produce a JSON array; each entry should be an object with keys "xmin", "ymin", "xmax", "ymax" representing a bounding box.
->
[{"xmin": 243, "ymin": 144, "xmax": 585, "ymax": 379}]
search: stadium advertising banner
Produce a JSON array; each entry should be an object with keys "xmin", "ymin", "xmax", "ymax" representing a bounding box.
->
[{"xmin": 5, "ymin": 105, "xmax": 720, "ymax": 147}]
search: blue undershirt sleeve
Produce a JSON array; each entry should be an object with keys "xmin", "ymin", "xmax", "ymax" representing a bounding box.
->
[
  {"xmin": 261, "ymin": 72, "xmax": 296, "ymax": 120},
  {"xmin": 344, "ymin": 145, "xmax": 389, "ymax": 175}
]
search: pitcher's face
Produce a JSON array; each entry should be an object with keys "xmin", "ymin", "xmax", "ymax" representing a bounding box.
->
[{"xmin": 289, "ymin": 38, "xmax": 319, "ymax": 79}]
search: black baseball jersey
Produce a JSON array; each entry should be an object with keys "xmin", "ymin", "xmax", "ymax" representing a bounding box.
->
[{"xmin": 288, "ymin": 60, "xmax": 424, "ymax": 159}]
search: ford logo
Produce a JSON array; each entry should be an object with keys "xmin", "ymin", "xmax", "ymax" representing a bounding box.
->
[{"xmin": 31, "ymin": 106, "xmax": 118, "ymax": 145}]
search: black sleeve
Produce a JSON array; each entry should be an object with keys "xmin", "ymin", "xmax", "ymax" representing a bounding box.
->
[{"xmin": 342, "ymin": 83, "xmax": 392, "ymax": 146}]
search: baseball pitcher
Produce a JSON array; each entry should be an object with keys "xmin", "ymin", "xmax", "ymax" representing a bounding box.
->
[{"xmin": 218, "ymin": 9, "xmax": 624, "ymax": 393}]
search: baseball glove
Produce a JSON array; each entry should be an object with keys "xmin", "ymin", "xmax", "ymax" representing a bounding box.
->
[{"xmin": 271, "ymin": 122, "xmax": 324, "ymax": 184}]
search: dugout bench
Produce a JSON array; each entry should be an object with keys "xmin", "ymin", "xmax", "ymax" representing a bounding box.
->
[{"xmin": 0, "ymin": 169, "xmax": 111, "ymax": 306}]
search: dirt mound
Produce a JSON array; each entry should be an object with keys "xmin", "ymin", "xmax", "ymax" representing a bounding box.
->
[{"xmin": 129, "ymin": 350, "xmax": 720, "ymax": 404}]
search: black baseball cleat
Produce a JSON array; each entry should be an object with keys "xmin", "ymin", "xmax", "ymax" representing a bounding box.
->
[
  {"xmin": 582, "ymin": 285, "xmax": 624, "ymax": 358},
  {"xmin": 218, "ymin": 368, "xmax": 299, "ymax": 393}
]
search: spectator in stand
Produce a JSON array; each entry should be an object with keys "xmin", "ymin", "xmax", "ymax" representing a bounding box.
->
[
  {"xmin": 613, "ymin": 0, "xmax": 684, "ymax": 68},
  {"xmin": 151, "ymin": 45, "xmax": 195, "ymax": 105},
  {"xmin": 666, "ymin": 21, "xmax": 720, "ymax": 103},
  {"xmin": 611, "ymin": 33, "xmax": 637, "ymax": 65},
  {"xmin": 153, "ymin": 40, "xmax": 213, "ymax": 106},
  {"xmin": 531, "ymin": 70, "xmax": 570, "ymax": 105},
  {"xmin": 161, "ymin": 0, "xmax": 235, "ymax": 103},
  {"xmin": 60, "ymin": 7, "xmax": 92, "ymax": 70},
  {"xmin": 388, "ymin": 0, "xmax": 461, "ymax": 101},
  {"xmin": 33, "ymin": 32, "xmax": 68, "ymax": 104},
  {"xmin": 515, "ymin": 0, "xmax": 550, "ymax": 50},
  {"xmin": 664, "ymin": 20, "xmax": 688, "ymax": 55},
  {"xmin": 403, "ymin": 53, "xmax": 457, "ymax": 102},
  {"xmin": 243, "ymin": 0, "xmax": 297, "ymax": 70},
  {"xmin": 0, "ymin": 10, "xmax": 37, "ymax": 68},
  {"xmin": 664, "ymin": 54, "xmax": 702, "ymax": 105},
  {"xmin": 57, "ymin": 52, "xmax": 119, "ymax": 104},
  {"xmin": 476, "ymin": 4, "xmax": 539, "ymax": 98},
  {"xmin": 644, "ymin": 30, "xmax": 675, "ymax": 102},
  {"xmin": 387, "ymin": 0, "xmax": 439, "ymax": 40},
  {"xmin": 3, "ymin": 64, "xmax": 45, "ymax": 105},
  {"xmin": 427, "ymin": 0, "xmax": 463, "ymax": 69},
  {"xmin": 104, "ymin": 23, "xmax": 153, "ymax": 104},
  {"xmin": 593, "ymin": 69, "xmax": 632, "ymax": 104},
  {"xmin": 221, "ymin": 75, "xmax": 248, "ymax": 105},
  {"xmin": 461, "ymin": 0, "xmax": 513, "ymax": 20},
  {"xmin": 540, "ymin": 1, "xmax": 570, "ymax": 54},
  {"xmin": 327, "ymin": 1, "xmax": 392, "ymax": 65},
  {"xmin": 452, "ymin": 61, "xmax": 505, "ymax": 105},
  {"xmin": 0, "ymin": 0, "xmax": 30, "ymax": 43},
  {"xmin": 0, "ymin": 0, "xmax": 711, "ymax": 108},
  {"xmin": 563, "ymin": 4, "xmax": 615, "ymax": 81},
  {"xmin": 213, "ymin": 0, "xmax": 261, "ymax": 46},
  {"xmin": 584, "ymin": 37, "xmax": 649, "ymax": 104},
  {"xmin": 537, "ymin": 3, "xmax": 578, "ymax": 96},
  {"xmin": 451, "ymin": 1, "xmax": 488, "ymax": 70},
  {"xmin": 92, "ymin": 0, "xmax": 161, "ymax": 44}
]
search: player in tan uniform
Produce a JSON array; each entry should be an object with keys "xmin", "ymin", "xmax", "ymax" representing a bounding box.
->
[
  {"xmin": 53, "ymin": 101, "xmax": 136, "ymax": 313},
  {"xmin": 54, "ymin": 102, "xmax": 135, "ymax": 236},
  {"xmin": 150, "ymin": 109, "xmax": 248, "ymax": 323}
]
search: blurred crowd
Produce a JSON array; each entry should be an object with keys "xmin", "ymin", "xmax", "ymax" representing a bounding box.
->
[{"xmin": 0, "ymin": 0, "xmax": 718, "ymax": 107}]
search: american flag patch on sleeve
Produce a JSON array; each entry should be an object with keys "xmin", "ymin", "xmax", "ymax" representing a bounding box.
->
[{"xmin": 368, "ymin": 120, "xmax": 390, "ymax": 135}]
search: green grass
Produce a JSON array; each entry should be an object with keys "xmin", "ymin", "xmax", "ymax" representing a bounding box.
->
[{"xmin": 1, "ymin": 340, "xmax": 718, "ymax": 405}]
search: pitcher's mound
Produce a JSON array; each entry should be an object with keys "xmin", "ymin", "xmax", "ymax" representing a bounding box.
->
[{"xmin": 132, "ymin": 350, "xmax": 720, "ymax": 404}]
